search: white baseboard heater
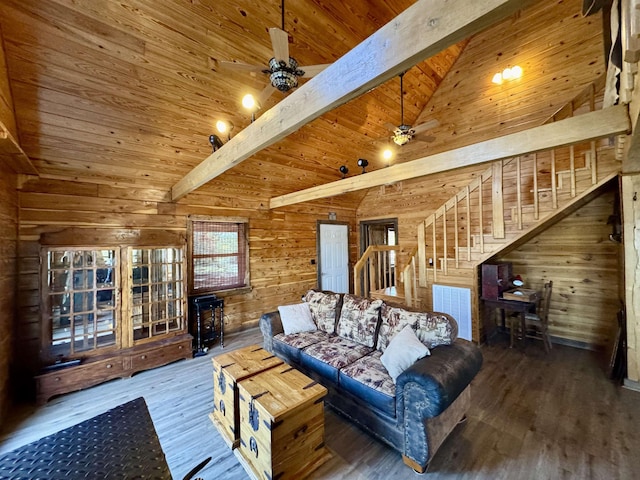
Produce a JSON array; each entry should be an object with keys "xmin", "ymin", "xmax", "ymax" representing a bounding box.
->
[{"xmin": 432, "ymin": 284, "xmax": 472, "ymax": 341}]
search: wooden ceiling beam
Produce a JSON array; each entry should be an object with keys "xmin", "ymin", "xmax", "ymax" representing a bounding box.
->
[
  {"xmin": 269, "ymin": 105, "xmax": 631, "ymax": 209},
  {"xmin": 171, "ymin": 0, "xmax": 532, "ymax": 201}
]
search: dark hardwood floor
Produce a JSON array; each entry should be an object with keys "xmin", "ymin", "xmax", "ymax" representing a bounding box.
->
[{"xmin": 1, "ymin": 330, "xmax": 639, "ymax": 479}]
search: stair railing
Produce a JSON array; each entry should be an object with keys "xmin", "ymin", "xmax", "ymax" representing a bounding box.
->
[
  {"xmin": 353, "ymin": 245, "xmax": 399, "ymax": 298},
  {"xmin": 408, "ymin": 74, "xmax": 609, "ymax": 289}
]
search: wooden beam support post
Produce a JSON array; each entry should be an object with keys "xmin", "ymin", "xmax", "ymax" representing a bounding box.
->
[
  {"xmin": 171, "ymin": 0, "xmax": 532, "ymax": 201},
  {"xmin": 270, "ymin": 105, "xmax": 630, "ymax": 208},
  {"xmin": 491, "ymin": 162, "xmax": 505, "ymax": 238}
]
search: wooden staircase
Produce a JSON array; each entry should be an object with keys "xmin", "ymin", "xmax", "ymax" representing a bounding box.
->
[
  {"xmin": 406, "ymin": 77, "xmax": 620, "ymax": 314},
  {"xmin": 354, "ymin": 75, "xmax": 622, "ymax": 313}
]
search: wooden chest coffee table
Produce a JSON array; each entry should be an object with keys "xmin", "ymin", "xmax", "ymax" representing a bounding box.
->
[
  {"xmin": 210, "ymin": 345, "xmax": 283, "ymax": 448},
  {"xmin": 235, "ymin": 363, "xmax": 330, "ymax": 480}
]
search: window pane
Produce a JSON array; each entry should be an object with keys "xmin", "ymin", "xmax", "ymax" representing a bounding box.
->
[
  {"xmin": 128, "ymin": 247, "xmax": 185, "ymax": 343},
  {"xmin": 44, "ymin": 248, "xmax": 118, "ymax": 357},
  {"xmin": 50, "ymin": 251, "xmax": 71, "ymax": 268},
  {"xmin": 191, "ymin": 220, "xmax": 248, "ymax": 293},
  {"xmin": 96, "ymin": 332, "xmax": 116, "ymax": 348},
  {"xmin": 49, "ymin": 270, "xmax": 69, "ymax": 293},
  {"xmin": 96, "ymin": 268, "xmax": 112, "ymax": 287},
  {"xmin": 72, "ymin": 292, "xmax": 94, "ymax": 313},
  {"xmin": 133, "ymin": 324, "xmax": 149, "ymax": 341}
]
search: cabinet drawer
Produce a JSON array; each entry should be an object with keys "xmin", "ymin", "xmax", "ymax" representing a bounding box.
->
[
  {"xmin": 130, "ymin": 339, "xmax": 190, "ymax": 371},
  {"xmin": 36, "ymin": 358, "xmax": 126, "ymax": 403}
]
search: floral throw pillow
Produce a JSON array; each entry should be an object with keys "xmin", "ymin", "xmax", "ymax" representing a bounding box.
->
[
  {"xmin": 304, "ymin": 290, "xmax": 341, "ymax": 334},
  {"xmin": 377, "ymin": 303, "xmax": 457, "ymax": 351},
  {"xmin": 336, "ymin": 294, "xmax": 384, "ymax": 348}
]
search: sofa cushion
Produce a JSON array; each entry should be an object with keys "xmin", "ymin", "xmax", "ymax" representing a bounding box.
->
[
  {"xmin": 339, "ymin": 350, "xmax": 396, "ymax": 416},
  {"xmin": 380, "ymin": 325, "xmax": 430, "ymax": 382},
  {"xmin": 273, "ymin": 330, "xmax": 332, "ymax": 363},
  {"xmin": 304, "ymin": 290, "xmax": 342, "ymax": 334},
  {"xmin": 277, "ymin": 302, "xmax": 316, "ymax": 335},
  {"xmin": 300, "ymin": 336, "xmax": 372, "ymax": 383},
  {"xmin": 377, "ymin": 303, "xmax": 457, "ymax": 352},
  {"xmin": 336, "ymin": 294, "xmax": 383, "ymax": 348}
]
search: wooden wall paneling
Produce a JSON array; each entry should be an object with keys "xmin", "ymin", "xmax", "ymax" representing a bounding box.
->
[
  {"xmin": 15, "ymin": 177, "xmax": 359, "ymax": 387},
  {"xmin": 404, "ymin": 0, "xmax": 604, "ymax": 164},
  {"xmin": 0, "ymin": 158, "xmax": 17, "ymax": 418},
  {"xmin": 499, "ymin": 187, "xmax": 620, "ymax": 349},
  {"xmin": 622, "ymin": 173, "xmax": 640, "ymax": 382},
  {"xmin": 0, "ymin": 24, "xmax": 17, "ymax": 141},
  {"xmin": 0, "ymin": 23, "xmax": 35, "ymax": 176}
]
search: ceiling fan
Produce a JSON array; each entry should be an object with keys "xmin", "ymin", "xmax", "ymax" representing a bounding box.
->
[
  {"xmin": 384, "ymin": 72, "xmax": 440, "ymax": 146},
  {"xmin": 219, "ymin": 0, "xmax": 330, "ymax": 107}
]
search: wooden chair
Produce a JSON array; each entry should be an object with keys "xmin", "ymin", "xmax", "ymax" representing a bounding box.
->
[{"xmin": 511, "ymin": 281, "xmax": 553, "ymax": 352}]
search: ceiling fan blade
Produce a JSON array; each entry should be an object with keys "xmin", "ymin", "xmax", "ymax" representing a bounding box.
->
[
  {"xmin": 299, "ymin": 63, "xmax": 331, "ymax": 77},
  {"xmin": 218, "ymin": 60, "xmax": 265, "ymax": 75},
  {"xmin": 383, "ymin": 122, "xmax": 398, "ymax": 132},
  {"xmin": 258, "ymin": 84, "xmax": 277, "ymax": 107},
  {"xmin": 412, "ymin": 118, "xmax": 440, "ymax": 135},
  {"xmin": 269, "ymin": 27, "xmax": 290, "ymax": 64},
  {"xmin": 413, "ymin": 134, "xmax": 437, "ymax": 143}
]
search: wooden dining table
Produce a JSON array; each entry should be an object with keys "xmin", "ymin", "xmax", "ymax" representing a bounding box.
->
[{"xmin": 481, "ymin": 296, "xmax": 538, "ymax": 348}]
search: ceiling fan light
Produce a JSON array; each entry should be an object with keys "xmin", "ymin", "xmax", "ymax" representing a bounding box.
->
[
  {"xmin": 392, "ymin": 125, "xmax": 414, "ymax": 146},
  {"xmin": 270, "ymin": 70, "xmax": 298, "ymax": 91},
  {"xmin": 492, "ymin": 72, "xmax": 503, "ymax": 84},
  {"xmin": 393, "ymin": 133, "xmax": 411, "ymax": 146},
  {"xmin": 269, "ymin": 57, "xmax": 301, "ymax": 91}
]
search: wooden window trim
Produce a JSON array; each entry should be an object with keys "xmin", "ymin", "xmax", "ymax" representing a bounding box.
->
[{"xmin": 188, "ymin": 215, "xmax": 251, "ymax": 295}]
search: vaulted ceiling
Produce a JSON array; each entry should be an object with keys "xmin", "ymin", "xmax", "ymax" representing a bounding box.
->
[{"xmin": 0, "ymin": 0, "xmax": 605, "ymax": 208}]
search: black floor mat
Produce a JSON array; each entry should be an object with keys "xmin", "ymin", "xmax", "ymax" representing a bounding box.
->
[{"xmin": 0, "ymin": 397, "xmax": 171, "ymax": 479}]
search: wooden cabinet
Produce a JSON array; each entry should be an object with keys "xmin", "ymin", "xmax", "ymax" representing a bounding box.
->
[
  {"xmin": 36, "ymin": 334, "xmax": 191, "ymax": 404},
  {"xmin": 481, "ymin": 262, "xmax": 512, "ymax": 299},
  {"xmin": 37, "ymin": 246, "xmax": 191, "ymax": 404}
]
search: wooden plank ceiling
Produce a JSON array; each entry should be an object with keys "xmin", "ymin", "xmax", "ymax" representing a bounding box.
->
[{"xmin": 0, "ymin": 0, "xmax": 465, "ymax": 202}]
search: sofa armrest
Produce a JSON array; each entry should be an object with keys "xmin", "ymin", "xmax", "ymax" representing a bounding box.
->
[
  {"xmin": 396, "ymin": 339, "xmax": 482, "ymax": 418},
  {"xmin": 259, "ymin": 311, "xmax": 284, "ymax": 353}
]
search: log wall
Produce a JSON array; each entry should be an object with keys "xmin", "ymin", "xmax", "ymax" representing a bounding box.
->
[
  {"xmin": 498, "ymin": 186, "xmax": 620, "ymax": 349},
  {"xmin": 15, "ymin": 179, "xmax": 358, "ymax": 396},
  {"xmin": 0, "ymin": 23, "xmax": 18, "ymax": 426},
  {"xmin": 0, "ymin": 162, "xmax": 17, "ymax": 423}
]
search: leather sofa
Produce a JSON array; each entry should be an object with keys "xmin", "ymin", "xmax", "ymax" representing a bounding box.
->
[{"xmin": 259, "ymin": 290, "xmax": 483, "ymax": 473}]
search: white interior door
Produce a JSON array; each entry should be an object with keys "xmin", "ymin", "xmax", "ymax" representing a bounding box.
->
[{"xmin": 319, "ymin": 223, "xmax": 349, "ymax": 293}]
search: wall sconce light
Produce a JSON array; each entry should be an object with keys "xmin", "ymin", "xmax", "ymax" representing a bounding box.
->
[
  {"xmin": 209, "ymin": 134, "xmax": 224, "ymax": 152},
  {"xmin": 242, "ymin": 94, "xmax": 261, "ymax": 122},
  {"xmin": 357, "ymin": 158, "xmax": 369, "ymax": 174},
  {"xmin": 382, "ymin": 148, "xmax": 393, "ymax": 166},
  {"xmin": 339, "ymin": 165, "xmax": 349, "ymax": 178},
  {"xmin": 492, "ymin": 65, "xmax": 523, "ymax": 85}
]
